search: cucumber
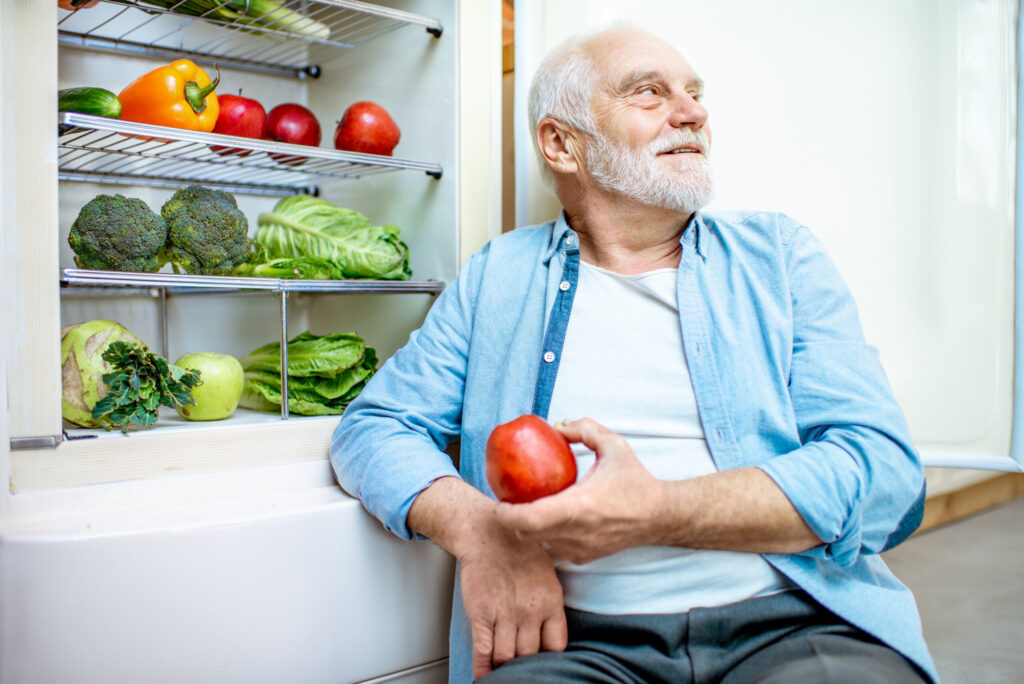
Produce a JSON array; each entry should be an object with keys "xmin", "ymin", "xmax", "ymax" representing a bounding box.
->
[{"xmin": 58, "ymin": 87, "xmax": 122, "ymax": 119}]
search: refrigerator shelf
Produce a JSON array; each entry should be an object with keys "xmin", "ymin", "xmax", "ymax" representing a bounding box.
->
[
  {"xmin": 60, "ymin": 268, "xmax": 446, "ymax": 294},
  {"xmin": 58, "ymin": 112, "xmax": 443, "ymax": 196},
  {"xmin": 57, "ymin": 0, "xmax": 443, "ymax": 79}
]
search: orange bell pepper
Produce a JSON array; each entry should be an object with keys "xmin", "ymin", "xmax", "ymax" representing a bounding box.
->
[{"xmin": 119, "ymin": 60, "xmax": 221, "ymax": 132}]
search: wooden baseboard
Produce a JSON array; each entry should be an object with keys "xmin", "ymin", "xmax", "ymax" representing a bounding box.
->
[{"xmin": 916, "ymin": 472, "xmax": 1024, "ymax": 534}]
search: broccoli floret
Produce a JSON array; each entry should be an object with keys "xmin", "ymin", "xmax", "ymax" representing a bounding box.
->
[
  {"xmin": 68, "ymin": 194, "xmax": 167, "ymax": 272},
  {"xmin": 160, "ymin": 185, "xmax": 250, "ymax": 275}
]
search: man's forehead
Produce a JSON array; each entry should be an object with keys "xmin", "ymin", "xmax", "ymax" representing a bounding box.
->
[{"xmin": 584, "ymin": 30, "xmax": 699, "ymax": 89}]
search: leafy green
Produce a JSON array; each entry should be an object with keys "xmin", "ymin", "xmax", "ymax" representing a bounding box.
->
[
  {"xmin": 238, "ymin": 332, "xmax": 378, "ymax": 416},
  {"xmin": 232, "ymin": 255, "xmax": 340, "ymax": 280},
  {"xmin": 91, "ymin": 341, "xmax": 202, "ymax": 432},
  {"xmin": 108, "ymin": 1, "xmax": 330, "ymax": 39},
  {"xmin": 254, "ymin": 195, "xmax": 411, "ymax": 280}
]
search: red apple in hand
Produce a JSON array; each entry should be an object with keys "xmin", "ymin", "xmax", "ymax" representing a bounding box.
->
[
  {"xmin": 486, "ymin": 415, "xmax": 577, "ymax": 504},
  {"xmin": 265, "ymin": 103, "xmax": 321, "ymax": 166},
  {"xmin": 210, "ymin": 93, "xmax": 267, "ymax": 157},
  {"xmin": 334, "ymin": 101, "xmax": 401, "ymax": 156}
]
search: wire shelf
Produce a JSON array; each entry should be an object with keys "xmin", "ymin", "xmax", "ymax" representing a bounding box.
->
[
  {"xmin": 58, "ymin": 112, "xmax": 442, "ymax": 195},
  {"xmin": 57, "ymin": 0, "xmax": 443, "ymax": 79},
  {"xmin": 60, "ymin": 268, "xmax": 446, "ymax": 294}
]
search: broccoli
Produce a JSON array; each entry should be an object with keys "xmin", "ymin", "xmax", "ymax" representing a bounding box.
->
[
  {"xmin": 68, "ymin": 194, "xmax": 168, "ymax": 272},
  {"xmin": 160, "ymin": 185, "xmax": 250, "ymax": 275}
]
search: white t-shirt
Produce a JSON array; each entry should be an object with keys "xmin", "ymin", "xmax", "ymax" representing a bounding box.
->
[{"xmin": 546, "ymin": 261, "xmax": 792, "ymax": 615}]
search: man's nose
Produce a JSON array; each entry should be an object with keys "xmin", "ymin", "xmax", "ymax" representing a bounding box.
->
[{"xmin": 668, "ymin": 92, "xmax": 708, "ymax": 129}]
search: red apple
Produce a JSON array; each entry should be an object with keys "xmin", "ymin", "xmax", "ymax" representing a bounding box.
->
[
  {"xmin": 334, "ymin": 101, "xmax": 401, "ymax": 156},
  {"xmin": 265, "ymin": 103, "xmax": 321, "ymax": 166},
  {"xmin": 486, "ymin": 415, "xmax": 577, "ymax": 504},
  {"xmin": 210, "ymin": 93, "xmax": 267, "ymax": 157}
]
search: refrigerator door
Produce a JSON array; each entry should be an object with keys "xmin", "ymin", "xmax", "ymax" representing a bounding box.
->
[{"xmin": 515, "ymin": 0, "xmax": 1022, "ymax": 476}]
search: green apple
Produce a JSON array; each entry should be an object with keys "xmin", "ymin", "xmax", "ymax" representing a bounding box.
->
[{"xmin": 174, "ymin": 352, "xmax": 244, "ymax": 421}]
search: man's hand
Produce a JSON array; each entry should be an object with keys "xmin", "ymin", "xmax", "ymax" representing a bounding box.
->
[
  {"xmin": 493, "ymin": 418, "xmax": 823, "ymax": 563},
  {"xmin": 459, "ymin": 518, "xmax": 568, "ymax": 679},
  {"xmin": 406, "ymin": 476, "xmax": 568, "ymax": 680},
  {"xmin": 493, "ymin": 417, "xmax": 670, "ymax": 564}
]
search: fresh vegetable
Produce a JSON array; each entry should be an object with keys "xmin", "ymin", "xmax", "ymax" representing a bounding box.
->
[
  {"xmin": 334, "ymin": 101, "xmax": 401, "ymax": 156},
  {"xmin": 160, "ymin": 185, "xmax": 251, "ymax": 275},
  {"xmin": 233, "ymin": 254, "xmax": 340, "ymax": 280},
  {"xmin": 91, "ymin": 341, "xmax": 201, "ymax": 431},
  {"xmin": 486, "ymin": 415, "xmax": 578, "ymax": 503},
  {"xmin": 62, "ymin": 320, "xmax": 148, "ymax": 428},
  {"xmin": 68, "ymin": 193, "xmax": 168, "ymax": 272},
  {"xmin": 239, "ymin": 332, "xmax": 378, "ymax": 416},
  {"xmin": 264, "ymin": 103, "xmax": 321, "ymax": 165},
  {"xmin": 255, "ymin": 195, "xmax": 411, "ymax": 280},
  {"xmin": 174, "ymin": 352, "xmax": 245, "ymax": 421},
  {"xmin": 119, "ymin": 59, "xmax": 220, "ymax": 132},
  {"xmin": 58, "ymin": 0, "xmax": 99, "ymax": 10},
  {"xmin": 211, "ymin": 92, "xmax": 267, "ymax": 156},
  {"xmin": 58, "ymin": 87, "xmax": 122, "ymax": 119},
  {"xmin": 107, "ymin": 1, "xmax": 330, "ymax": 40}
]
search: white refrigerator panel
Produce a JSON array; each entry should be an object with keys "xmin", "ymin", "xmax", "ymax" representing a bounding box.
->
[
  {"xmin": 515, "ymin": 0, "xmax": 1021, "ymax": 476},
  {"xmin": 0, "ymin": 483, "xmax": 454, "ymax": 684}
]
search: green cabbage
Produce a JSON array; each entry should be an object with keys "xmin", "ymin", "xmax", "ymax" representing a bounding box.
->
[
  {"xmin": 238, "ymin": 332, "xmax": 378, "ymax": 416},
  {"xmin": 254, "ymin": 196, "xmax": 411, "ymax": 280}
]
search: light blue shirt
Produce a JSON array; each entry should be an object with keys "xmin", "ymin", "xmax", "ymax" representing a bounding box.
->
[{"xmin": 331, "ymin": 211, "xmax": 936, "ymax": 683}]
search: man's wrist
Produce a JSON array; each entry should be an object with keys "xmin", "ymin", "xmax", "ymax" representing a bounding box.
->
[{"xmin": 407, "ymin": 476, "xmax": 499, "ymax": 560}]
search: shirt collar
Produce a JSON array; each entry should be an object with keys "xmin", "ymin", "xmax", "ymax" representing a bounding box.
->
[
  {"xmin": 543, "ymin": 210, "xmax": 707, "ymax": 262},
  {"xmin": 682, "ymin": 212, "xmax": 708, "ymax": 261},
  {"xmin": 542, "ymin": 211, "xmax": 576, "ymax": 263}
]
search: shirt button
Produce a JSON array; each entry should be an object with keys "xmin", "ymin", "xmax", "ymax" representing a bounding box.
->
[
  {"xmin": 543, "ymin": 351, "xmax": 556, "ymax": 363},
  {"xmin": 559, "ymin": 280, "xmax": 571, "ymax": 291},
  {"xmin": 566, "ymin": 234, "xmax": 576, "ymax": 246}
]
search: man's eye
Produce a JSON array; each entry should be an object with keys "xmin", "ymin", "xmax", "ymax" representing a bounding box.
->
[{"xmin": 637, "ymin": 86, "xmax": 659, "ymax": 96}]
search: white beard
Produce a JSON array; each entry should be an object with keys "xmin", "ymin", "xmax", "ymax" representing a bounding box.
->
[{"xmin": 585, "ymin": 128, "xmax": 715, "ymax": 214}]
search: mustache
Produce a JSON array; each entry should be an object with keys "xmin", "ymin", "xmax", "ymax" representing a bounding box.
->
[{"xmin": 649, "ymin": 129, "xmax": 711, "ymax": 156}]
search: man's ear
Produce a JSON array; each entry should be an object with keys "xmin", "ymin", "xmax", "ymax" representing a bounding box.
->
[{"xmin": 536, "ymin": 117, "xmax": 584, "ymax": 175}]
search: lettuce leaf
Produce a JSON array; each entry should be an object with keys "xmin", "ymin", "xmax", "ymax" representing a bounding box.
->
[
  {"xmin": 238, "ymin": 331, "xmax": 378, "ymax": 416},
  {"xmin": 254, "ymin": 195, "xmax": 411, "ymax": 280}
]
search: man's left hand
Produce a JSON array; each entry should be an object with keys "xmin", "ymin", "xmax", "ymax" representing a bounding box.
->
[{"xmin": 492, "ymin": 417, "xmax": 669, "ymax": 565}]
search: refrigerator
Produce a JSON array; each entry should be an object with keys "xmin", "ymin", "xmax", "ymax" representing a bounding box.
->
[{"xmin": 1, "ymin": 1, "xmax": 502, "ymax": 682}]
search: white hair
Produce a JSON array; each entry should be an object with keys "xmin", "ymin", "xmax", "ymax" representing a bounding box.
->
[{"xmin": 527, "ymin": 31, "xmax": 601, "ymax": 140}]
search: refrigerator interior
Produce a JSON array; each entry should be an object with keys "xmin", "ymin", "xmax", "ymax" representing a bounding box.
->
[{"xmin": 2, "ymin": 0, "xmax": 492, "ymax": 493}]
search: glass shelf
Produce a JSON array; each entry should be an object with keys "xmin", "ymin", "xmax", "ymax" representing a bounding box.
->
[{"xmin": 58, "ymin": 0, "xmax": 443, "ymax": 79}]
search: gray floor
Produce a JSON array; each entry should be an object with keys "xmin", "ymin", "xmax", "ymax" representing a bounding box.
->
[{"xmin": 882, "ymin": 497, "xmax": 1024, "ymax": 684}]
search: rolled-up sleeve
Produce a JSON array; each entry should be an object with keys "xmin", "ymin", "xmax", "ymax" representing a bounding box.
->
[
  {"xmin": 330, "ymin": 248, "xmax": 486, "ymax": 540},
  {"xmin": 757, "ymin": 223, "xmax": 925, "ymax": 566}
]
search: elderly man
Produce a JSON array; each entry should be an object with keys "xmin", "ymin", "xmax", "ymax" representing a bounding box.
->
[{"xmin": 332, "ymin": 24, "xmax": 936, "ymax": 684}]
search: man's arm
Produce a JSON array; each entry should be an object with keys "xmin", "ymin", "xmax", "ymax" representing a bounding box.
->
[
  {"xmin": 331, "ymin": 245, "xmax": 569, "ymax": 680},
  {"xmin": 493, "ymin": 418, "xmax": 822, "ymax": 565},
  {"xmin": 407, "ymin": 477, "xmax": 568, "ymax": 680}
]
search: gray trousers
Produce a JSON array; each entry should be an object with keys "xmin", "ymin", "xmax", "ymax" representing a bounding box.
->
[{"xmin": 477, "ymin": 589, "xmax": 928, "ymax": 683}]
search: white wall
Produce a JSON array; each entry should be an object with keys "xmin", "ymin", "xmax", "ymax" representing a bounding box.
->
[{"xmin": 515, "ymin": 0, "xmax": 1019, "ymax": 481}]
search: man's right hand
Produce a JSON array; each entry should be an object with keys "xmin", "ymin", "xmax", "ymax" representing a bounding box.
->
[
  {"xmin": 406, "ymin": 476, "xmax": 568, "ymax": 680},
  {"xmin": 460, "ymin": 514, "xmax": 568, "ymax": 679}
]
